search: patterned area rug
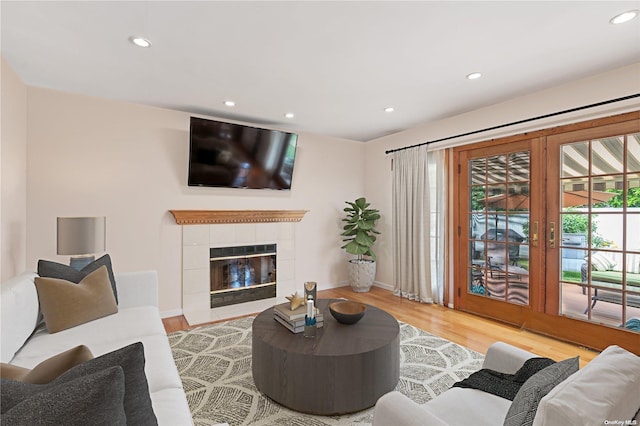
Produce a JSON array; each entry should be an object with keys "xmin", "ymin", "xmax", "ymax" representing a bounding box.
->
[{"xmin": 169, "ymin": 316, "xmax": 483, "ymax": 426}]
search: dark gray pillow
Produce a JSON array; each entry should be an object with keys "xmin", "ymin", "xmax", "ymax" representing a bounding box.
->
[
  {"xmin": 1, "ymin": 366, "xmax": 126, "ymax": 425},
  {"xmin": 38, "ymin": 254, "xmax": 118, "ymax": 303},
  {"xmin": 503, "ymin": 356, "xmax": 579, "ymax": 426},
  {"xmin": 56, "ymin": 342, "xmax": 157, "ymax": 426},
  {"xmin": 1, "ymin": 342, "xmax": 157, "ymax": 425}
]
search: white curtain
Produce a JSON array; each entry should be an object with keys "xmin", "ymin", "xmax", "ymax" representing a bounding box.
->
[{"xmin": 392, "ymin": 146, "xmax": 446, "ymax": 304}]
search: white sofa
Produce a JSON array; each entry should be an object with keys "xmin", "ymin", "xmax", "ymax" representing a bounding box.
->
[
  {"xmin": 1, "ymin": 270, "xmax": 193, "ymax": 425},
  {"xmin": 373, "ymin": 341, "xmax": 640, "ymax": 426}
]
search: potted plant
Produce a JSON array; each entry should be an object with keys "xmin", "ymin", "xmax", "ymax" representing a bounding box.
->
[{"xmin": 341, "ymin": 197, "xmax": 381, "ymax": 292}]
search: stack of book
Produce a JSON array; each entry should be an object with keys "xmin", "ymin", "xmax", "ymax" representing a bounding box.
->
[{"xmin": 273, "ymin": 302, "xmax": 324, "ymax": 333}]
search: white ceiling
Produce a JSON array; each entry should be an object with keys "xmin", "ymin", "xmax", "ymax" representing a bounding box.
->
[{"xmin": 2, "ymin": 1, "xmax": 640, "ymax": 141}]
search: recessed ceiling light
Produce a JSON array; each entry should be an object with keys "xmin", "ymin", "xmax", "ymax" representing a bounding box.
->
[
  {"xmin": 610, "ymin": 10, "xmax": 639, "ymax": 24},
  {"xmin": 384, "ymin": 107, "xmax": 395, "ymax": 113},
  {"xmin": 284, "ymin": 112, "xmax": 295, "ymax": 119},
  {"xmin": 129, "ymin": 36, "xmax": 152, "ymax": 48},
  {"xmin": 224, "ymin": 100, "xmax": 236, "ymax": 107},
  {"xmin": 466, "ymin": 72, "xmax": 482, "ymax": 80}
]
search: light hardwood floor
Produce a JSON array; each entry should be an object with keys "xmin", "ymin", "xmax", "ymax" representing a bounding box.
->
[{"xmin": 162, "ymin": 286, "xmax": 598, "ymax": 366}]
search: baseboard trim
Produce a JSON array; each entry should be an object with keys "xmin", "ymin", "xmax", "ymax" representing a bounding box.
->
[
  {"xmin": 161, "ymin": 308, "xmax": 183, "ymax": 319},
  {"xmin": 373, "ymin": 281, "xmax": 393, "ymax": 291},
  {"xmin": 321, "ymin": 280, "xmax": 394, "ymax": 292},
  {"xmin": 319, "ymin": 280, "xmax": 349, "ymax": 289}
]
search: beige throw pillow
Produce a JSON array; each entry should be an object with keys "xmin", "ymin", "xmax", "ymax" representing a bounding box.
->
[
  {"xmin": 35, "ymin": 265, "xmax": 118, "ymax": 333},
  {"xmin": 532, "ymin": 346, "xmax": 640, "ymax": 426},
  {"xmin": 0, "ymin": 345, "xmax": 93, "ymax": 383}
]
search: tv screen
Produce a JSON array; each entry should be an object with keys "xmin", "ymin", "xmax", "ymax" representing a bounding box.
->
[{"xmin": 188, "ymin": 117, "xmax": 298, "ymax": 190}]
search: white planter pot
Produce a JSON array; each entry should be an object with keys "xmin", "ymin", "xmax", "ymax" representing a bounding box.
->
[{"xmin": 348, "ymin": 259, "xmax": 376, "ymax": 293}]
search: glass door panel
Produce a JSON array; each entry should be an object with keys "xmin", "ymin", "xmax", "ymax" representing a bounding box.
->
[
  {"xmin": 558, "ymin": 132, "xmax": 640, "ymax": 332},
  {"xmin": 468, "ymin": 150, "xmax": 530, "ymax": 305}
]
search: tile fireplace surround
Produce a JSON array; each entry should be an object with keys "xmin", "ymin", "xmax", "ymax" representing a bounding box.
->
[{"xmin": 170, "ymin": 210, "xmax": 307, "ymax": 325}]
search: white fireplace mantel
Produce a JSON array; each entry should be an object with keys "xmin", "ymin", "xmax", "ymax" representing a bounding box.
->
[{"xmin": 172, "ymin": 209, "xmax": 308, "ymax": 326}]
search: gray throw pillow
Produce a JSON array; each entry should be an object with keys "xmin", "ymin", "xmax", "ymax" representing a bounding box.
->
[
  {"xmin": 1, "ymin": 342, "xmax": 157, "ymax": 425},
  {"xmin": 503, "ymin": 356, "xmax": 579, "ymax": 426},
  {"xmin": 38, "ymin": 254, "xmax": 118, "ymax": 303},
  {"xmin": 1, "ymin": 365, "xmax": 126, "ymax": 425},
  {"xmin": 56, "ymin": 341, "xmax": 157, "ymax": 426}
]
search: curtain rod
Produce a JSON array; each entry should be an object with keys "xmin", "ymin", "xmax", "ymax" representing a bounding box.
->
[{"xmin": 384, "ymin": 93, "xmax": 640, "ymax": 155}]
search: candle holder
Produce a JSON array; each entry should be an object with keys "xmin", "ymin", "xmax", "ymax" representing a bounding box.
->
[
  {"xmin": 304, "ymin": 281, "xmax": 317, "ymax": 307},
  {"xmin": 303, "ymin": 298, "xmax": 316, "ymax": 338}
]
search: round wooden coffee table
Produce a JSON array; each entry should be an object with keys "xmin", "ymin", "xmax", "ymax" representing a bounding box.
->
[{"xmin": 252, "ymin": 298, "xmax": 400, "ymax": 415}]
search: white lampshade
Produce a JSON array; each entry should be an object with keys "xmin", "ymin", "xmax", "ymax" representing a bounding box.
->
[{"xmin": 57, "ymin": 217, "xmax": 106, "ymax": 256}]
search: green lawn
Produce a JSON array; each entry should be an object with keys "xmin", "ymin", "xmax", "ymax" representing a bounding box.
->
[{"xmin": 562, "ymin": 271, "xmax": 582, "ymax": 283}]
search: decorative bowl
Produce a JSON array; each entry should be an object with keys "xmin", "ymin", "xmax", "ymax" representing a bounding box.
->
[{"xmin": 329, "ymin": 301, "xmax": 367, "ymax": 325}]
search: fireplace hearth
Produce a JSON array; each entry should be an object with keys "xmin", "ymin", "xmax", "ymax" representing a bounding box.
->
[{"xmin": 209, "ymin": 244, "xmax": 276, "ymax": 308}]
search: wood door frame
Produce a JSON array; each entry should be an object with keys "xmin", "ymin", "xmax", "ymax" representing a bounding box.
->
[
  {"xmin": 452, "ymin": 111, "xmax": 640, "ymax": 354},
  {"xmin": 454, "ymin": 137, "xmax": 541, "ymax": 326},
  {"xmin": 545, "ymin": 118, "xmax": 640, "ymax": 321}
]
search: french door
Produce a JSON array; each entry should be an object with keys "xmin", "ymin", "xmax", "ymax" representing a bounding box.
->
[
  {"xmin": 546, "ymin": 120, "xmax": 640, "ymax": 330},
  {"xmin": 455, "ymin": 137, "xmax": 543, "ymax": 325},
  {"xmin": 453, "ymin": 112, "xmax": 640, "ymax": 351}
]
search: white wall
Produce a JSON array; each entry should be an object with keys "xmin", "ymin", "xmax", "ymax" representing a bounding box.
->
[
  {"xmin": 364, "ymin": 63, "xmax": 640, "ymax": 294},
  {"xmin": 1, "ymin": 58, "xmax": 28, "ymax": 281},
  {"xmin": 12, "ymin": 61, "xmax": 640, "ymax": 314},
  {"xmin": 25, "ymin": 87, "xmax": 365, "ymax": 316}
]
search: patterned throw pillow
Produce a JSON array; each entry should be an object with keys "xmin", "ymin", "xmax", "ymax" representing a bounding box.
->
[
  {"xmin": 589, "ymin": 252, "xmax": 616, "ymax": 271},
  {"xmin": 626, "ymin": 253, "xmax": 640, "ymax": 274},
  {"xmin": 503, "ymin": 356, "xmax": 579, "ymax": 426}
]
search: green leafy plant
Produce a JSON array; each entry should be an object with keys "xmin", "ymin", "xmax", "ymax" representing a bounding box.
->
[
  {"xmin": 594, "ymin": 188, "xmax": 640, "ymax": 208},
  {"xmin": 561, "ymin": 208, "xmax": 611, "ymax": 248},
  {"xmin": 341, "ymin": 197, "xmax": 381, "ymax": 261},
  {"xmin": 561, "ymin": 210, "xmax": 590, "ymax": 234}
]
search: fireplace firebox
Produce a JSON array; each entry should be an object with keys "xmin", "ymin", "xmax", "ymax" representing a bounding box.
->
[{"xmin": 209, "ymin": 244, "xmax": 276, "ymax": 308}]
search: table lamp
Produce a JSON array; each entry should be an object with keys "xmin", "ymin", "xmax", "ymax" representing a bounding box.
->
[{"xmin": 57, "ymin": 217, "xmax": 106, "ymax": 270}]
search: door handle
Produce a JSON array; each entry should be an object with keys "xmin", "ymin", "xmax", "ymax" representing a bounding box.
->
[
  {"xmin": 549, "ymin": 222, "xmax": 556, "ymax": 249},
  {"xmin": 532, "ymin": 221, "xmax": 539, "ymax": 248}
]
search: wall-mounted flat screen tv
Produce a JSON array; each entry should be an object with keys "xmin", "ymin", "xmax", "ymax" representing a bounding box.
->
[{"xmin": 188, "ymin": 117, "xmax": 298, "ymax": 190}]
